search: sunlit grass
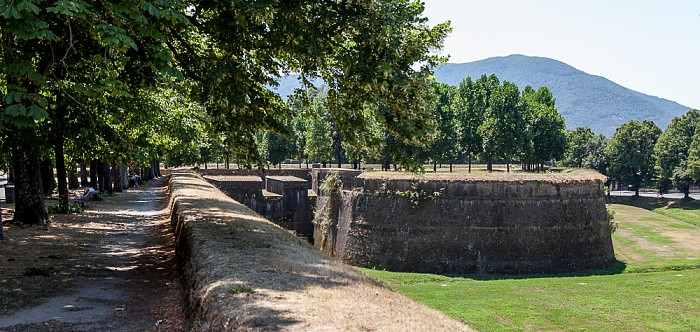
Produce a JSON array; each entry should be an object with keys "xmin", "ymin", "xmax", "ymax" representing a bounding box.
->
[
  {"xmin": 363, "ymin": 268, "xmax": 700, "ymax": 331},
  {"xmin": 361, "ymin": 202, "xmax": 700, "ymax": 331}
]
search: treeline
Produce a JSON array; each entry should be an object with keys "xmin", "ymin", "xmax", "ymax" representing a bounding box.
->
[
  {"xmin": 1, "ymin": 0, "xmax": 449, "ymax": 225},
  {"xmin": 563, "ymin": 109, "xmax": 700, "ymax": 197},
  {"xmin": 234, "ymin": 74, "xmax": 567, "ymax": 173}
]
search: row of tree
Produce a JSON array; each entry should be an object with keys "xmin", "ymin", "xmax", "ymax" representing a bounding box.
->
[
  {"xmin": 1, "ymin": 1, "xmax": 451, "ymax": 225},
  {"xmin": 244, "ymin": 75, "xmax": 568, "ymax": 173},
  {"xmin": 562, "ymin": 109, "xmax": 700, "ymax": 198}
]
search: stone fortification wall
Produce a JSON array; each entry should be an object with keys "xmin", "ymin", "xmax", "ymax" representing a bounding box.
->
[
  {"xmin": 311, "ymin": 168, "xmax": 362, "ymax": 194},
  {"xmin": 198, "ymin": 168, "xmax": 312, "ymax": 182},
  {"xmin": 204, "ymin": 174, "xmax": 314, "ymax": 241},
  {"xmin": 168, "ymin": 170, "xmax": 471, "ymax": 331},
  {"xmin": 314, "ymin": 173, "xmax": 615, "ymax": 275}
]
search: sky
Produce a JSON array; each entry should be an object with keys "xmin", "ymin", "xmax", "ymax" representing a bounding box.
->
[{"xmin": 421, "ymin": 0, "xmax": 700, "ymax": 109}]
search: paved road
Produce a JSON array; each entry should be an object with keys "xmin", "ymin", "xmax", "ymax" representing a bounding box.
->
[{"xmin": 609, "ymin": 190, "xmax": 700, "ymax": 200}]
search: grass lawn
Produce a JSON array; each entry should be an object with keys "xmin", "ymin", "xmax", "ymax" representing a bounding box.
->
[
  {"xmin": 615, "ymin": 196, "xmax": 700, "ymax": 227},
  {"xmin": 362, "ymin": 201, "xmax": 700, "ymax": 331}
]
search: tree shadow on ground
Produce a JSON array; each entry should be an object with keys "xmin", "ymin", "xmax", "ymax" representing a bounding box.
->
[
  {"xmin": 458, "ymin": 260, "xmax": 628, "ymax": 281},
  {"xmin": 609, "ymin": 195, "xmax": 700, "ymax": 211}
]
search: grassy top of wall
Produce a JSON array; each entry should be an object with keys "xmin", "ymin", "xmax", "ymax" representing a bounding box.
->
[
  {"xmin": 169, "ymin": 170, "xmax": 471, "ymax": 331},
  {"xmin": 360, "ymin": 168, "xmax": 606, "ymax": 183}
]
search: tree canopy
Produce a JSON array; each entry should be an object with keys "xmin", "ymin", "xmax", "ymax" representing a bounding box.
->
[
  {"xmin": 605, "ymin": 120, "xmax": 661, "ymax": 196},
  {"xmin": 654, "ymin": 109, "xmax": 699, "ymax": 197},
  {"xmin": 1, "ymin": 0, "xmax": 451, "ymax": 224}
]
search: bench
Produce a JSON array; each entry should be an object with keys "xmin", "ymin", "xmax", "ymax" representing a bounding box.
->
[{"xmin": 74, "ymin": 189, "xmax": 98, "ymax": 208}]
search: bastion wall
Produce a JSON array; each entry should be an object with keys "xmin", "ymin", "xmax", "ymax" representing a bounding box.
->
[{"xmin": 313, "ymin": 173, "xmax": 615, "ymax": 275}]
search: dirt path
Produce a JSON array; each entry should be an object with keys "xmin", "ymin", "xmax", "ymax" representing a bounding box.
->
[{"xmin": 0, "ymin": 177, "xmax": 187, "ymax": 331}]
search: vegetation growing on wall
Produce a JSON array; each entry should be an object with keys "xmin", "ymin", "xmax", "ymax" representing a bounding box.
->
[{"xmin": 375, "ymin": 180, "xmax": 445, "ymax": 208}]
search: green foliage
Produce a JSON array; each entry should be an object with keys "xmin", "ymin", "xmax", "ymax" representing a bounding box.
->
[
  {"xmin": 267, "ymin": 131, "xmax": 294, "ymax": 167},
  {"xmin": 319, "ymin": 170, "xmax": 342, "ymax": 197},
  {"xmin": 1, "ymin": 0, "xmax": 455, "ymax": 223},
  {"xmin": 227, "ymin": 284, "xmax": 254, "ymax": 295},
  {"xmin": 581, "ymin": 134, "xmax": 609, "ymax": 174},
  {"xmin": 479, "ymin": 79, "xmax": 526, "ymax": 170},
  {"xmin": 375, "ymin": 181, "xmax": 444, "ymax": 209},
  {"xmin": 421, "ymin": 82, "xmax": 459, "ymax": 166},
  {"xmin": 655, "ymin": 109, "xmax": 699, "ymax": 197},
  {"xmin": 46, "ymin": 201, "xmax": 84, "ymax": 214},
  {"xmin": 454, "ymin": 76, "xmax": 486, "ymax": 168},
  {"xmin": 605, "ymin": 120, "xmax": 661, "ymax": 194},
  {"xmin": 432, "ymin": 55, "xmax": 691, "ymax": 137},
  {"xmin": 301, "ymin": 90, "xmax": 333, "ymax": 164},
  {"xmin": 687, "ymin": 130, "xmax": 700, "ymax": 183},
  {"xmin": 606, "ymin": 205, "xmax": 617, "ymax": 234},
  {"xmin": 394, "ymin": 182, "xmax": 444, "ymax": 209},
  {"xmin": 562, "ymin": 127, "xmax": 595, "ymax": 168},
  {"xmin": 521, "ymin": 86, "xmax": 566, "ymax": 168}
]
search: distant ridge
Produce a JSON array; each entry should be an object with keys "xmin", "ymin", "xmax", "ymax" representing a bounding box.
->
[
  {"xmin": 273, "ymin": 55, "xmax": 692, "ymax": 136},
  {"xmin": 433, "ymin": 55, "xmax": 692, "ymax": 136}
]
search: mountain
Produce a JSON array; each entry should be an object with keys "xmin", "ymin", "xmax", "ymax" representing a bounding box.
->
[
  {"xmin": 273, "ymin": 55, "xmax": 692, "ymax": 136},
  {"xmin": 433, "ymin": 54, "xmax": 692, "ymax": 136}
]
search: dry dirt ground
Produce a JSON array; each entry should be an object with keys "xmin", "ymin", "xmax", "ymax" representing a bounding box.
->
[{"xmin": 0, "ymin": 177, "xmax": 188, "ymax": 331}]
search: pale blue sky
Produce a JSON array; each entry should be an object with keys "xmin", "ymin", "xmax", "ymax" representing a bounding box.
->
[{"xmin": 422, "ymin": 0, "xmax": 700, "ymax": 109}]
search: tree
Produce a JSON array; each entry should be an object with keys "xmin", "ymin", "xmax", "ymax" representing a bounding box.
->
[
  {"xmin": 303, "ymin": 94, "xmax": 333, "ymax": 166},
  {"xmin": 455, "ymin": 77, "xmax": 480, "ymax": 172},
  {"xmin": 479, "ymin": 80, "xmax": 526, "ymax": 172},
  {"xmin": 425, "ymin": 82, "xmax": 459, "ymax": 172},
  {"xmin": 654, "ymin": 109, "xmax": 699, "ymax": 198},
  {"xmin": 1, "ymin": 0, "xmax": 450, "ymax": 224},
  {"xmin": 521, "ymin": 86, "xmax": 566, "ymax": 172},
  {"xmin": 455, "ymin": 75, "xmax": 499, "ymax": 172},
  {"xmin": 563, "ymin": 127, "xmax": 596, "ymax": 168},
  {"xmin": 605, "ymin": 120, "xmax": 661, "ymax": 195},
  {"xmin": 341, "ymin": 108, "xmax": 384, "ymax": 170},
  {"xmin": 686, "ymin": 129, "xmax": 700, "ymax": 184},
  {"xmin": 581, "ymin": 134, "xmax": 609, "ymax": 175}
]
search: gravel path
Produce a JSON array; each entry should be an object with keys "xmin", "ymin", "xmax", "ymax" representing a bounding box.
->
[{"xmin": 0, "ymin": 177, "xmax": 187, "ymax": 331}]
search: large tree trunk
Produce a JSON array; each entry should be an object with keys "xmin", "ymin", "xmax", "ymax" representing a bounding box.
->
[
  {"xmin": 40, "ymin": 159, "xmax": 56, "ymax": 197},
  {"xmin": 102, "ymin": 161, "xmax": 113, "ymax": 194},
  {"xmin": 487, "ymin": 154, "xmax": 493, "ymax": 172},
  {"xmin": 336, "ymin": 149, "xmax": 341, "ymax": 169},
  {"xmin": 468, "ymin": 154, "xmax": 472, "ymax": 173},
  {"xmin": 113, "ymin": 162, "xmax": 123, "ymax": 193},
  {"xmin": 147, "ymin": 162, "xmax": 155, "ymax": 180},
  {"xmin": 12, "ymin": 149, "xmax": 48, "ymax": 224},
  {"xmin": 89, "ymin": 159, "xmax": 98, "ymax": 188},
  {"xmin": 68, "ymin": 168, "xmax": 80, "ymax": 189},
  {"xmin": 154, "ymin": 159, "xmax": 161, "ymax": 177},
  {"xmin": 120, "ymin": 163, "xmax": 129, "ymax": 189},
  {"xmin": 54, "ymin": 137, "xmax": 69, "ymax": 207},
  {"xmin": 79, "ymin": 163, "xmax": 88, "ymax": 187},
  {"xmin": 0, "ymin": 200, "xmax": 3, "ymax": 240}
]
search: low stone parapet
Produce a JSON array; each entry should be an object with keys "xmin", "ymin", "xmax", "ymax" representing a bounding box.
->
[{"xmin": 169, "ymin": 170, "xmax": 471, "ymax": 331}]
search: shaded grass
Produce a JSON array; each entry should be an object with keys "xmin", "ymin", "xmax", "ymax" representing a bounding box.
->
[
  {"xmin": 610, "ymin": 195, "xmax": 700, "ymax": 227},
  {"xmin": 361, "ymin": 202, "xmax": 700, "ymax": 331}
]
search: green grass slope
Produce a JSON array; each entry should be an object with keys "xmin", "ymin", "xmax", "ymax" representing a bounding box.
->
[{"xmin": 362, "ymin": 201, "xmax": 700, "ymax": 331}]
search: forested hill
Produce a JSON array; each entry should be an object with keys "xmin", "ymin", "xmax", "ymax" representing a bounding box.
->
[{"xmin": 434, "ymin": 54, "xmax": 692, "ymax": 136}]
